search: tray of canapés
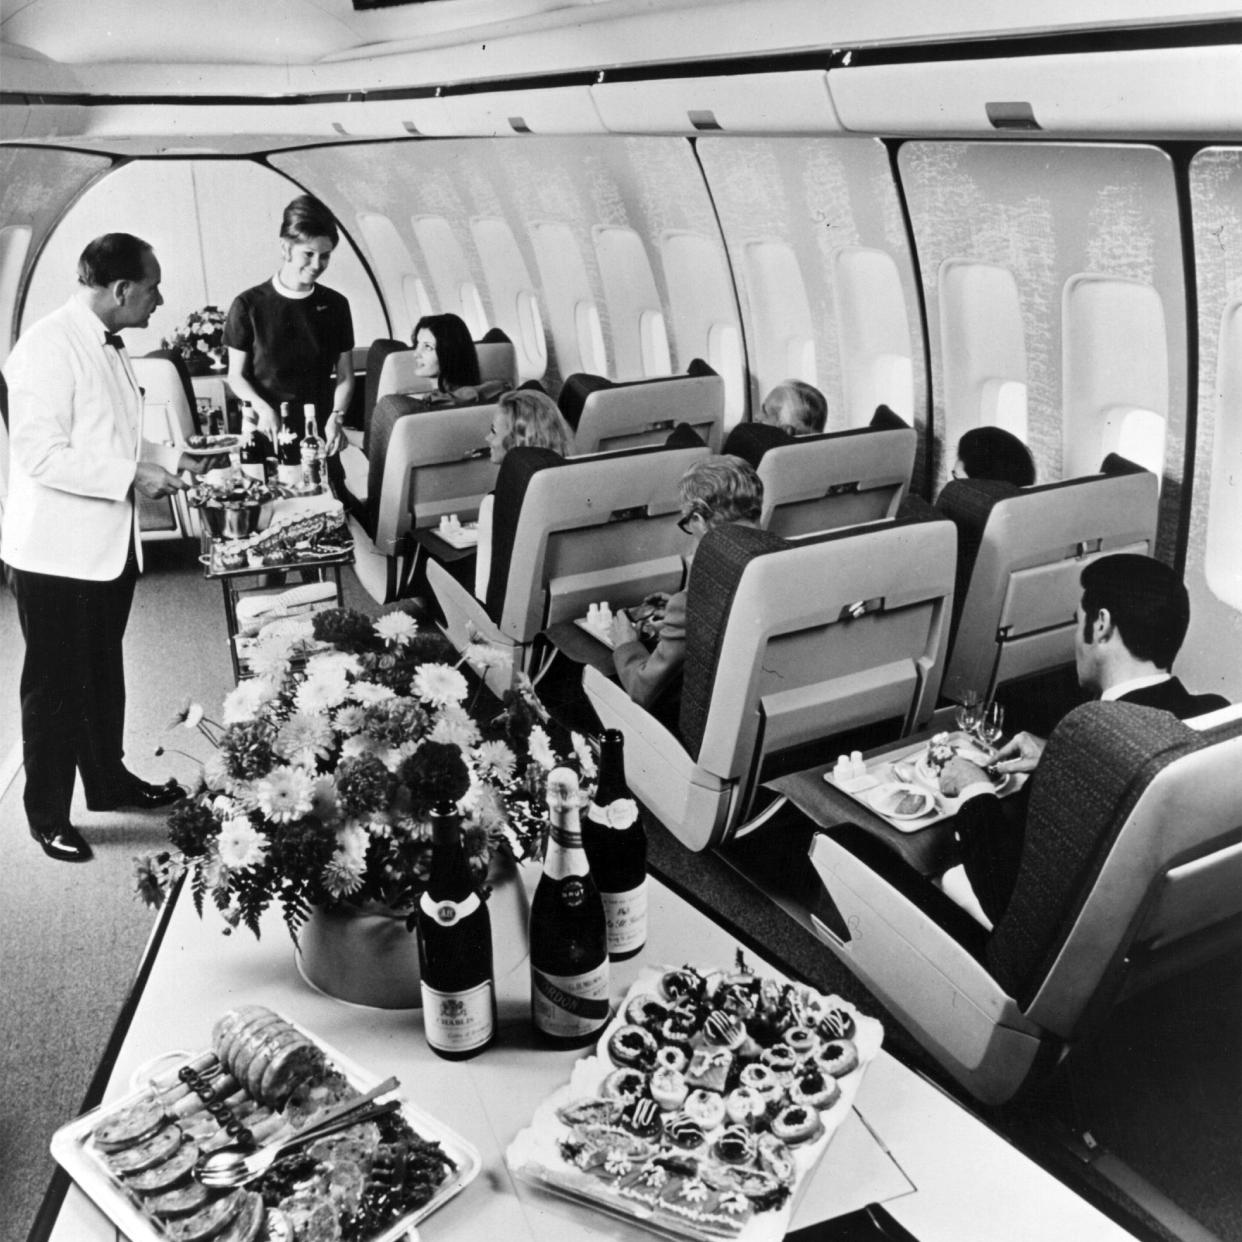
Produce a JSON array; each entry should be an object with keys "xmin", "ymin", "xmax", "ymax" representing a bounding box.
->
[
  {"xmin": 51, "ymin": 1005, "xmax": 480, "ymax": 1242},
  {"xmin": 506, "ymin": 960, "xmax": 882, "ymax": 1241}
]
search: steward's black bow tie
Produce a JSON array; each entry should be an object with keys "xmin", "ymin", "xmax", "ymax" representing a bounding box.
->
[{"xmin": 104, "ymin": 332, "xmax": 125, "ymax": 350}]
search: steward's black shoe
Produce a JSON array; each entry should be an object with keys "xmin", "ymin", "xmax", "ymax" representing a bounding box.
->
[
  {"xmin": 86, "ymin": 777, "xmax": 186, "ymax": 812},
  {"xmin": 30, "ymin": 824, "xmax": 93, "ymax": 862}
]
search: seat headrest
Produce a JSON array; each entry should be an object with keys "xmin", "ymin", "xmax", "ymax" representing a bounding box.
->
[
  {"xmin": 479, "ymin": 327, "xmax": 511, "ymax": 345},
  {"xmin": 686, "ymin": 357, "xmax": 719, "ymax": 378},
  {"xmin": 680, "ymin": 524, "xmax": 789, "ymax": 756},
  {"xmin": 870, "ymin": 403, "xmax": 909, "ymax": 430},
  {"xmin": 1100, "ymin": 452, "xmax": 1147, "ymax": 476},
  {"xmin": 986, "ymin": 700, "xmax": 1202, "ymax": 1001},
  {"xmin": 666, "ymin": 422, "xmax": 709, "ymax": 450},
  {"xmin": 558, "ymin": 372, "xmax": 613, "ymax": 431},
  {"xmin": 722, "ymin": 422, "xmax": 790, "ymax": 468},
  {"xmin": 364, "ymin": 339, "xmax": 408, "ymax": 453},
  {"xmin": 485, "ymin": 446, "xmax": 564, "ymax": 616}
]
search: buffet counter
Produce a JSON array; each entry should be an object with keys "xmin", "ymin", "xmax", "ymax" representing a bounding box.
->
[{"xmin": 36, "ymin": 871, "xmax": 1138, "ymax": 1242}]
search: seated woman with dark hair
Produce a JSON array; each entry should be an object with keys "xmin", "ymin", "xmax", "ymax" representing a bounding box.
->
[
  {"xmin": 608, "ymin": 455, "xmax": 764, "ymax": 726},
  {"xmin": 410, "ymin": 312, "xmax": 483, "ymax": 395},
  {"xmin": 474, "ymin": 389, "xmax": 575, "ymax": 600},
  {"xmin": 952, "ymin": 426, "xmax": 1036, "ymax": 488}
]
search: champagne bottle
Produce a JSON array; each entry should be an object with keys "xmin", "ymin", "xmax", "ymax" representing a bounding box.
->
[
  {"xmin": 276, "ymin": 401, "xmax": 301, "ymax": 486},
  {"xmin": 417, "ymin": 803, "xmax": 496, "ymax": 1059},
  {"xmin": 530, "ymin": 767, "xmax": 610, "ymax": 1047},
  {"xmin": 582, "ymin": 730, "xmax": 647, "ymax": 961},
  {"xmin": 301, "ymin": 403, "xmax": 324, "ymax": 492},
  {"xmin": 238, "ymin": 403, "xmax": 268, "ymax": 483}
]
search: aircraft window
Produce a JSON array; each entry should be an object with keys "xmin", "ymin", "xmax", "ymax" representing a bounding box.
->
[
  {"xmin": 661, "ymin": 231, "xmax": 742, "ymax": 414},
  {"xmin": 412, "ymin": 215, "xmax": 482, "ymax": 326},
  {"xmin": 471, "ymin": 217, "xmax": 545, "ymax": 379},
  {"xmin": 740, "ymin": 240, "xmax": 816, "ymax": 407},
  {"xmin": 938, "ymin": 259, "xmax": 1027, "ymax": 465},
  {"xmin": 834, "ymin": 246, "xmax": 915, "ymax": 427},
  {"xmin": 1206, "ymin": 298, "xmax": 1242, "ymax": 611},
  {"xmin": 356, "ymin": 212, "xmax": 420, "ymax": 336},
  {"xmin": 403, "ymin": 275, "xmax": 432, "ymax": 325},
  {"xmin": 1104, "ymin": 405, "xmax": 1166, "ymax": 482},
  {"xmin": 529, "ymin": 221, "xmax": 596, "ymax": 376},
  {"xmin": 0, "ymin": 224, "xmax": 32, "ymax": 365},
  {"xmin": 1062, "ymin": 273, "xmax": 1168, "ymax": 480},
  {"xmin": 575, "ymin": 301, "xmax": 608, "ymax": 375},
  {"xmin": 707, "ymin": 322, "xmax": 745, "ymax": 417},
  {"xmin": 980, "ymin": 378, "xmax": 1029, "ymax": 442},
  {"xmin": 593, "ymin": 225, "xmax": 663, "ymax": 380},
  {"xmin": 640, "ymin": 310, "xmax": 673, "ymax": 378},
  {"xmin": 459, "ymin": 282, "xmax": 488, "ymax": 339},
  {"xmin": 517, "ymin": 291, "xmax": 549, "ymax": 375}
]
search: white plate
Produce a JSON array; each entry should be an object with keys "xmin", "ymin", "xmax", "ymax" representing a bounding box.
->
[
  {"xmin": 866, "ymin": 782, "xmax": 937, "ymax": 821},
  {"xmin": 436, "ymin": 523, "xmax": 478, "ymax": 549},
  {"xmin": 50, "ymin": 1014, "xmax": 478, "ymax": 1242}
]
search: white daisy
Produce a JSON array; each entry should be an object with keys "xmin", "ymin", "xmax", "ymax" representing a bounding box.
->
[
  {"xmin": 247, "ymin": 641, "xmax": 294, "ymax": 681},
  {"xmin": 462, "ymin": 637, "xmax": 512, "ymax": 673},
  {"xmin": 255, "ymin": 765, "xmax": 315, "ymax": 823},
  {"xmin": 529, "ymin": 725, "xmax": 556, "ymax": 770},
  {"xmin": 221, "ymin": 677, "xmax": 278, "ymax": 725},
  {"xmin": 430, "ymin": 710, "xmax": 478, "ymax": 750},
  {"xmin": 216, "ymin": 817, "xmax": 268, "ymax": 870},
  {"xmin": 374, "ymin": 610, "xmax": 419, "ymax": 646},
  {"xmin": 412, "ymin": 663, "xmax": 468, "ymax": 708},
  {"xmin": 332, "ymin": 704, "xmax": 368, "ymax": 736},
  {"xmin": 296, "ymin": 667, "xmax": 350, "ymax": 714},
  {"xmin": 180, "ymin": 702, "xmax": 205, "ymax": 730},
  {"xmin": 350, "ymin": 680, "xmax": 397, "ymax": 706},
  {"xmin": 572, "ymin": 732, "xmax": 598, "ymax": 780},
  {"xmin": 340, "ymin": 733, "xmax": 381, "ymax": 761},
  {"xmin": 475, "ymin": 739, "xmax": 517, "ymax": 782},
  {"xmin": 382, "ymin": 740, "xmax": 419, "ymax": 772},
  {"xmin": 201, "ymin": 750, "xmax": 231, "ymax": 792},
  {"xmin": 323, "ymin": 854, "xmax": 366, "ymax": 899},
  {"xmin": 275, "ymin": 712, "xmax": 334, "ymax": 766},
  {"xmin": 335, "ymin": 821, "xmax": 370, "ymax": 867},
  {"xmin": 305, "ymin": 650, "xmax": 362, "ymax": 680}
]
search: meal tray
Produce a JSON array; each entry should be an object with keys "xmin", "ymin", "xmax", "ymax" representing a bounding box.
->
[
  {"xmin": 573, "ymin": 615, "xmax": 617, "ymax": 649},
  {"xmin": 435, "ymin": 523, "xmax": 479, "ymax": 549},
  {"xmin": 506, "ymin": 965, "xmax": 882, "ymax": 1242},
  {"xmin": 50, "ymin": 1014, "xmax": 480, "ymax": 1242}
]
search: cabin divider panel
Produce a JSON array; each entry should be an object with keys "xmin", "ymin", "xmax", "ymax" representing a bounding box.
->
[
  {"xmin": 897, "ymin": 141, "xmax": 1187, "ymax": 561},
  {"xmin": 1184, "ymin": 147, "xmax": 1242, "ymax": 705}
]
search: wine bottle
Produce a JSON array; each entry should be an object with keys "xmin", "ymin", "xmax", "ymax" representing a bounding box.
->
[
  {"xmin": 582, "ymin": 730, "xmax": 648, "ymax": 961},
  {"xmin": 276, "ymin": 401, "xmax": 301, "ymax": 486},
  {"xmin": 530, "ymin": 767, "xmax": 610, "ymax": 1048},
  {"xmin": 238, "ymin": 403, "xmax": 268, "ymax": 483},
  {"xmin": 301, "ymin": 403, "xmax": 324, "ymax": 492},
  {"xmin": 417, "ymin": 803, "xmax": 496, "ymax": 1059}
]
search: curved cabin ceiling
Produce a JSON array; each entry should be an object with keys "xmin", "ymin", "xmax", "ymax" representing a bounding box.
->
[{"xmin": 2, "ymin": 0, "xmax": 1239, "ymax": 153}]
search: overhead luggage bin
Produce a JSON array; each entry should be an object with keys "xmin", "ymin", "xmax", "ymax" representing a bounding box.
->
[{"xmin": 439, "ymin": 86, "xmax": 605, "ymax": 136}]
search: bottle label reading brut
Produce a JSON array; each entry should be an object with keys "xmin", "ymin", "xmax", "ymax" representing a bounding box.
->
[
  {"xmin": 601, "ymin": 880, "xmax": 648, "ymax": 955},
  {"xmin": 532, "ymin": 963, "xmax": 610, "ymax": 1039},
  {"xmin": 421, "ymin": 980, "xmax": 494, "ymax": 1053}
]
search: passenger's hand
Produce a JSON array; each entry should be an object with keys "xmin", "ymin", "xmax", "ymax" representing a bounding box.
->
[
  {"xmin": 992, "ymin": 731, "xmax": 1046, "ymax": 775},
  {"xmin": 135, "ymin": 462, "xmax": 191, "ymax": 498},
  {"xmin": 610, "ymin": 611, "xmax": 639, "ymax": 648},
  {"xmin": 939, "ymin": 756, "xmax": 991, "ymax": 798}
]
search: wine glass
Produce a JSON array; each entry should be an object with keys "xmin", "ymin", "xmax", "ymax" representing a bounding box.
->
[
  {"xmin": 977, "ymin": 700, "xmax": 1005, "ymax": 752},
  {"xmin": 954, "ymin": 691, "xmax": 981, "ymax": 738}
]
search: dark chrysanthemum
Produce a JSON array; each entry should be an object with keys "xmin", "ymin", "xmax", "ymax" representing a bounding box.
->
[
  {"xmin": 362, "ymin": 699, "xmax": 428, "ymax": 748},
  {"xmin": 269, "ymin": 818, "xmax": 337, "ymax": 893},
  {"xmin": 335, "ymin": 753, "xmax": 394, "ymax": 817},
  {"xmin": 220, "ymin": 719, "xmax": 277, "ymax": 781},
  {"xmin": 312, "ymin": 608, "xmax": 377, "ymax": 652},
  {"xmin": 398, "ymin": 741, "xmax": 470, "ymax": 815},
  {"xmin": 168, "ymin": 800, "xmax": 218, "ymax": 857}
]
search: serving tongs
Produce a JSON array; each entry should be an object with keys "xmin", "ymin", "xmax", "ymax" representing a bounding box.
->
[{"xmin": 195, "ymin": 1074, "xmax": 400, "ymax": 1187}]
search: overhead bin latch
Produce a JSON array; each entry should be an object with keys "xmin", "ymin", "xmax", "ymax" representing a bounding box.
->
[{"xmin": 986, "ymin": 101, "xmax": 1041, "ymax": 131}]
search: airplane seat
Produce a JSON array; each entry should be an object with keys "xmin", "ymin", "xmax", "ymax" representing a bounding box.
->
[
  {"xmin": 362, "ymin": 338, "xmax": 407, "ymax": 454},
  {"xmin": 721, "ymin": 422, "xmax": 789, "ymax": 468},
  {"xmin": 808, "ymin": 700, "xmax": 1242, "ymax": 1104},
  {"xmin": 131, "ymin": 354, "xmax": 199, "ymax": 541},
  {"xmin": 583, "ymin": 515, "xmax": 958, "ymax": 851},
  {"xmin": 429, "ymin": 442, "xmax": 709, "ymax": 698},
  {"xmin": 566, "ymin": 366, "xmax": 725, "ymax": 454},
  {"xmin": 755, "ymin": 410, "xmax": 917, "ymax": 539},
  {"xmin": 345, "ymin": 403, "xmax": 498, "ymax": 607},
  {"xmin": 475, "ymin": 328, "xmax": 518, "ymax": 390},
  {"xmin": 933, "ymin": 477, "xmax": 1022, "ymax": 633},
  {"xmin": 0, "ymin": 372, "xmax": 8, "ymax": 544},
  {"xmin": 936, "ymin": 467, "xmax": 1160, "ymax": 708}
]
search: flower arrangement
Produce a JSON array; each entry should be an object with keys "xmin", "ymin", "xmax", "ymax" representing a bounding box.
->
[
  {"xmin": 162, "ymin": 305, "xmax": 227, "ymax": 372},
  {"xmin": 135, "ymin": 608, "xmax": 595, "ymax": 939}
]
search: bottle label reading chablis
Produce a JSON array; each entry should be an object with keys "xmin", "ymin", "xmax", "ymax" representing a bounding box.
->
[
  {"xmin": 586, "ymin": 797, "xmax": 640, "ymax": 829},
  {"xmin": 421, "ymin": 980, "xmax": 494, "ymax": 1053},
  {"xmin": 531, "ymin": 964, "xmax": 610, "ymax": 1040},
  {"xmin": 601, "ymin": 881, "xmax": 648, "ymax": 956}
]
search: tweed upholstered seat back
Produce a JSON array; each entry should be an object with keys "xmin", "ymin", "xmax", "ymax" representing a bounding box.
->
[
  {"xmin": 991, "ymin": 701, "xmax": 1242, "ymax": 1027},
  {"xmin": 937, "ymin": 469, "xmax": 1159, "ymax": 705},
  {"xmin": 363, "ymin": 338, "xmax": 406, "ymax": 454}
]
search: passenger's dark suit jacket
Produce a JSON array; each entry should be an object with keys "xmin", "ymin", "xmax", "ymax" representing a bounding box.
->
[{"xmin": 954, "ymin": 677, "xmax": 1230, "ymax": 923}]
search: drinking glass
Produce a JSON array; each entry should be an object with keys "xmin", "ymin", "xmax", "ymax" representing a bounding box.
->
[
  {"xmin": 977, "ymin": 700, "xmax": 1005, "ymax": 750},
  {"xmin": 954, "ymin": 691, "xmax": 981, "ymax": 737}
]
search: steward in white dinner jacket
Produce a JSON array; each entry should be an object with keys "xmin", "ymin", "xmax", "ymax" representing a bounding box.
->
[{"xmin": 2, "ymin": 233, "xmax": 194, "ymax": 862}]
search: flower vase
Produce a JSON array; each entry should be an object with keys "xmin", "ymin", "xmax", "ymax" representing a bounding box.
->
[
  {"xmin": 184, "ymin": 353, "xmax": 211, "ymax": 377},
  {"xmin": 296, "ymin": 852, "xmax": 531, "ymax": 1010}
]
